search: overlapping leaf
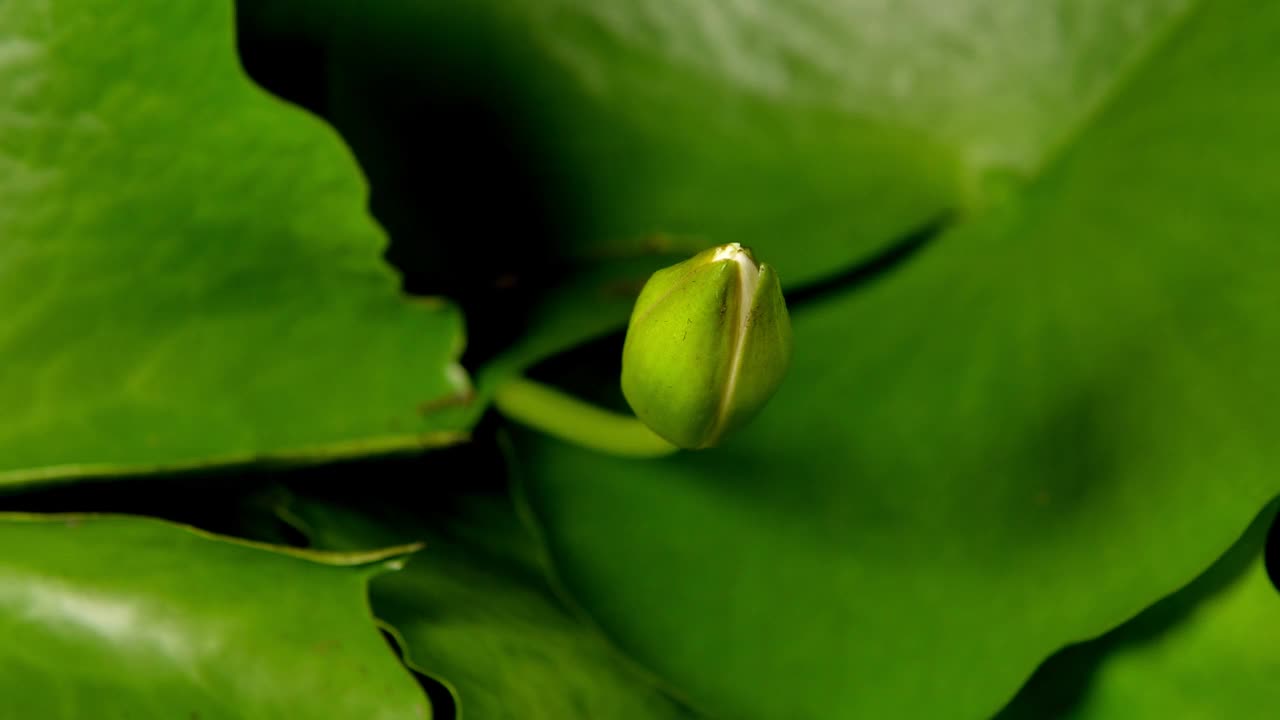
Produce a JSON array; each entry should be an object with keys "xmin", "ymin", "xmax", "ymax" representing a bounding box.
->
[
  {"xmin": 11, "ymin": 1, "xmax": 1277, "ymax": 718},
  {"xmin": 272, "ymin": 466, "xmax": 697, "ymax": 720},
  {"xmin": 513, "ymin": 0, "xmax": 1280, "ymax": 718},
  {"xmin": 239, "ymin": 0, "xmax": 977, "ymax": 295},
  {"xmin": 0, "ymin": 513, "xmax": 428, "ymax": 719},
  {"xmin": 235, "ymin": 0, "xmax": 1202, "ymax": 382},
  {"xmin": 0, "ymin": 0, "xmax": 471, "ymax": 487},
  {"xmin": 1000, "ymin": 505, "xmax": 1280, "ymax": 718},
  {"xmin": 1067, "ymin": 550, "xmax": 1280, "ymax": 717}
]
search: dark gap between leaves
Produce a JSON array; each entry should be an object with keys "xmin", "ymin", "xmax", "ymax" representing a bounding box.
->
[
  {"xmin": 1266, "ymin": 502, "xmax": 1280, "ymax": 593},
  {"xmin": 784, "ymin": 212, "xmax": 952, "ymax": 308},
  {"xmin": 233, "ymin": 1, "xmax": 955, "ymax": 371},
  {"xmin": 232, "ymin": 5, "xmax": 329, "ymax": 115},
  {"xmin": 525, "ymin": 330, "xmax": 631, "ymax": 414},
  {"xmin": 233, "ymin": 2, "xmax": 585, "ymax": 367},
  {"xmin": 381, "ymin": 629, "xmax": 458, "ymax": 720},
  {"xmin": 995, "ymin": 499, "xmax": 1280, "ymax": 718},
  {"xmin": 0, "ymin": 469, "xmax": 295, "ymax": 542},
  {"xmin": 521, "ymin": 215, "xmax": 954, "ymax": 412},
  {"xmin": 0, "ymin": 438, "xmax": 513, "ymax": 720}
]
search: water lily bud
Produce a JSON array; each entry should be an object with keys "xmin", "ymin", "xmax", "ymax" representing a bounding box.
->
[{"xmin": 621, "ymin": 243, "xmax": 792, "ymax": 449}]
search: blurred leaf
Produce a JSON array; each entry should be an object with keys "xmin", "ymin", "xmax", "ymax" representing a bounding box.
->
[
  {"xmin": 0, "ymin": 0, "xmax": 472, "ymax": 488},
  {"xmin": 236, "ymin": 0, "xmax": 1198, "ymax": 375},
  {"xmin": 238, "ymin": 0, "xmax": 966, "ymax": 299},
  {"xmin": 1001, "ymin": 504, "xmax": 1280, "ymax": 718},
  {"xmin": 273, "ymin": 459, "xmax": 698, "ymax": 720},
  {"xmin": 0, "ymin": 513, "xmax": 428, "ymax": 719},
  {"xmin": 513, "ymin": 1, "xmax": 1280, "ymax": 718},
  {"xmin": 238, "ymin": 0, "xmax": 1192, "ymax": 289}
]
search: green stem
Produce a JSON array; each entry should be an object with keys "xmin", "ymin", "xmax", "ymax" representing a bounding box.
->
[{"xmin": 492, "ymin": 376, "xmax": 678, "ymax": 458}]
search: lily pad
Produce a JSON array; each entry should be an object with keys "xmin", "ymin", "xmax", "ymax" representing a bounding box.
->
[
  {"xmin": 237, "ymin": 0, "xmax": 972, "ymax": 293},
  {"xmin": 0, "ymin": 0, "xmax": 470, "ymax": 487},
  {"xmin": 1000, "ymin": 504, "xmax": 1280, "ymax": 718},
  {"xmin": 267, "ymin": 453, "xmax": 697, "ymax": 720},
  {"xmin": 514, "ymin": 1, "xmax": 1280, "ymax": 717},
  {"xmin": 0, "ymin": 513, "xmax": 428, "ymax": 719}
]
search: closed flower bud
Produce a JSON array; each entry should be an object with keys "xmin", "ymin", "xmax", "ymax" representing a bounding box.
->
[{"xmin": 621, "ymin": 243, "xmax": 792, "ymax": 449}]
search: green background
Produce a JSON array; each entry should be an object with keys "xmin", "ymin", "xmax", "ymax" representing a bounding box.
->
[{"xmin": 2, "ymin": 0, "xmax": 1278, "ymax": 717}]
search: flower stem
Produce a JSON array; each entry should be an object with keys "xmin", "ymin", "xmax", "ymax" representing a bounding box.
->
[{"xmin": 492, "ymin": 376, "xmax": 678, "ymax": 458}]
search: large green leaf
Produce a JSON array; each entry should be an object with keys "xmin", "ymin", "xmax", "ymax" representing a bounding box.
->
[
  {"xmin": 514, "ymin": 1, "xmax": 1280, "ymax": 718},
  {"xmin": 1067, "ymin": 547, "xmax": 1280, "ymax": 716},
  {"xmin": 0, "ymin": 0, "xmax": 471, "ymax": 487},
  {"xmin": 270, "ymin": 457, "xmax": 697, "ymax": 720},
  {"xmin": 0, "ymin": 513, "xmax": 429, "ymax": 719},
  {"xmin": 456, "ymin": 0, "xmax": 1187, "ymax": 179},
  {"xmin": 241, "ymin": 0, "xmax": 993, "ymax": 294},
  {"xmin": 235, "ymin": 0, "xmax": 1198, "ymax": 389},
  {"xmin": 1001, "ymin": 504, "xmax": 1280, "ymax": 718},
  {"xmin": 246, "ymin": 0, "xmax": 1193, "ymax": 282}
]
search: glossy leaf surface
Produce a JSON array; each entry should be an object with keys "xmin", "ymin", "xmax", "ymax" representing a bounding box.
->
[
  {"xmin": 0, "ymin": 514, "xmax": 428, "ymax": 719},
  {"xmin": 0, "ymin": 0, "xmax": 471, "ymax": 487}
]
